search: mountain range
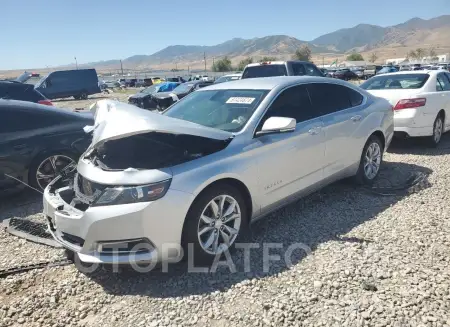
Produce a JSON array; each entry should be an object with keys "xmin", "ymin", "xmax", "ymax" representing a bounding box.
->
[{"xmin": 2, "ymin": 14, "xmax": 450, "ymax": 76}]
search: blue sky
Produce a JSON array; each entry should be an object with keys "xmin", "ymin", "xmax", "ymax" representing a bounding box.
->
[{"xmin": 2, "ymin": 0, "xmax": 448, "ymax": 70}]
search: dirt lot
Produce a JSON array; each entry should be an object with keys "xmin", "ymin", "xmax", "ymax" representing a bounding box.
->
[
  {"xmin": 51, "ymin": 88, "xmax": 138, "ymax": 112},
  {"xmin": 1, "ymin": 130, "xmax": 450, "ymax": 327}
]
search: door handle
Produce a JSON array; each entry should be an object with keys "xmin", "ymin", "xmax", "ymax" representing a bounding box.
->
[{"xmin": 350, "ymin": 115, "xmax": 362, "ymax": 122}]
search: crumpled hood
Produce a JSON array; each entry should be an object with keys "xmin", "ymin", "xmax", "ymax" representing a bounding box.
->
[{"xmin": 86, "ymin": 100, "xmax": 233, "ymax": 147}]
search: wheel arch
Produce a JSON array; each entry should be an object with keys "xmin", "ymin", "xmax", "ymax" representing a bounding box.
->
[
  {"xmin": 370, "ymin": 130, "xmax": 386, "ymax": 150},
  {"xmin": 190, "ymin": 176, "xmax": 254, "ymax": 225}
]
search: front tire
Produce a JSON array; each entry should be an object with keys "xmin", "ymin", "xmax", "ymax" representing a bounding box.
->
[
  {"xmin": 355, "ymin": 135, "xmax": 383, "ymax": 185},
  {"xmin": 429, "ymin": 114, "xmax": 444, "ymax": 147},
  {"xmin": 181, "ymin": 184, "xmax": 248, "ymax": 264}
]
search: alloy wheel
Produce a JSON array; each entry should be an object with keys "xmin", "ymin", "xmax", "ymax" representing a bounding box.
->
[
  {"xmin": 433, "ymin": 117, "xmax": 443, "ymax": 144},
  {"xmin": 197, "ymin": 195, "xmax": 241, "ymax": 255},
  {"xmin": 363, "ymin": 142, "xmax": 381, "ymax": 180},
  {"xmin": 36, "ymin": 155, "xmax": 75, "ymax": 190}
]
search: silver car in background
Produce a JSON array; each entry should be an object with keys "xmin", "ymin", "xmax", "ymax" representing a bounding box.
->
[{"xmin": 43, "ymin": 76, "xmax": 394, "ymax": 264}]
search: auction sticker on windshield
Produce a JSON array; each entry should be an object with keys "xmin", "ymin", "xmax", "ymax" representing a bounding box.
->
[{"xmin": 226, "ymin": 97, "xmax": 255, "ymax": 104}]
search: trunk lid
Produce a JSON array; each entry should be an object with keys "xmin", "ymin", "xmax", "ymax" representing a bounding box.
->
[
  {"xmin": 88, "ymin": 100, "xmax": 233, "ymax": 147},
  {"xmin": 366, "ymin": 89, "xmax": 419, "ymax": 107}
]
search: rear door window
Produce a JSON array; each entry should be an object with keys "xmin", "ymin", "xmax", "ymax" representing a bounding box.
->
[
  {"xmin": 307, "ymin": 83, "xmax": 352, "ymax": 115},
  {"xmin": 242, "ymin": 64, "xmax": 287, "ymax": 79},
  {"xmin": 436, "ymin": 73, "xmax": 450, "ymax": 91},
  {"xmin": 6, "ymin": 84, "xmax": 42, "ymax": 102},
  {"xmin": 348, "ymin": 88, "xmax": 364, "ymax": 106}
]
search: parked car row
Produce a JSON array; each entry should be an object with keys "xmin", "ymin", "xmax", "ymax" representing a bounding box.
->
[
  {"xmin": 2, "ymin": 60, "xmax": 450, "ymax": 267},
  {"xmin": 42, "ymin": 76, "xmax": 394, "ymax": 264},
  {"xmin": 361, "ymin": 70, "xmax": 450, "ymax": 145}
]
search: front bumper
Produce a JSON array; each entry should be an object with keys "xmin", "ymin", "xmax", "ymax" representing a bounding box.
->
[{"xmin": 43, "ymin": 180, "xmax": 194, "ymax": 264}]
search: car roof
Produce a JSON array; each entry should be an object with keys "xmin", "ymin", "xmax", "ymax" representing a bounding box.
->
[
  {"xmin": 0, "ymin": 99, "xmax": 86, "ymax": 118},
  {"xmin": 199, "ymin": 76, "xmax": 340, "ymax": 91},
  {"xmin": 245, "ymin": 60, "xmax": 311, "ymax": 67},
  {"xmin": 372, "ymin": 70, "xmax": 438, "ymax": 77},
  {"xmin": 0, "ymin": 80, "xmax": 28, "ymax": 86},
  {"xmin": 219, "ymin": 73, "xmax": 242, "ymax": 78}
]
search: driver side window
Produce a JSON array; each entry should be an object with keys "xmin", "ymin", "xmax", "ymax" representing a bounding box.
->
[{"xmin": 258, "ymin": 85, "xmax": 317, "ymax": 129}]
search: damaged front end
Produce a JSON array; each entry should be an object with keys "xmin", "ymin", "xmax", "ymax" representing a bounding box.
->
[{"xmin": 48, "ymin": 100, "xmax": 233, "ymax": 210}]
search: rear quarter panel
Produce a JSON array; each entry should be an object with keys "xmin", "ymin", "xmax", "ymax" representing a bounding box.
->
[{"xmin": 356, "ymin": 96, "xmax": 393, "ymax": 153}]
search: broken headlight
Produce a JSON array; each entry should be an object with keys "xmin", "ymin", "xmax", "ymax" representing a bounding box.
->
[{"xmin": 92, "ymin": 179, "xmax": 171, "ymax": 206}]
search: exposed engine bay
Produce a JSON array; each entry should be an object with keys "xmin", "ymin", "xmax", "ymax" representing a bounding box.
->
[{"xmin": 85, "ymin": 132, "xmax": 231, "ymax": 170}]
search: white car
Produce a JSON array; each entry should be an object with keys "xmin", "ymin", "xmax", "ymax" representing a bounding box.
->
[{"xmin": 361, "ymin": 70, "xmax": 450, "ymax": 145}]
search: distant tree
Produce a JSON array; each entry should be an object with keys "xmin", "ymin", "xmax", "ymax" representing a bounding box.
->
[
  {"xmin": 293, "ymin": 44, "xmax": 312, "ymax": 61},
  {"xmin": 346, "ymin": 53, "xmax": 364, "ymax": 61},
  {"xmin": 259, "ymin": 56, "xmax": 277, "ymax": 62},
  {"xmin": 407, "ymin": 50, "xmax": 418, "ymax": 60},
  {"xmin": 415, "ymin": 48, "xmax": 426, "ymax": 60},
  {"xmin": 212, "ymin": 56, "xmax": 233, "ymax": 72},
  {"xmin": 369, "ymin": 53, "xmax": 378, "ymax": 63},
  {"xmin": 429, "ymin": 47, "xmax": 438, "ymax": 61},
  {"xmin": 238, "ymin": 57, "xmax": 253, "ymax": 71}
]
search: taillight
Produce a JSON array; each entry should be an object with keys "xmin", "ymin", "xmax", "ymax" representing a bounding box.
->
[
  {"xmin": 38, "ymin": 100, "xmax": 53, "ymax": 106},
  {"xmin": 394, "ymin": 98, "xmax": 426, "ymax": 110}
]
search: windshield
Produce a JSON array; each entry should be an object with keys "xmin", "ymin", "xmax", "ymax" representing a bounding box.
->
[
  {"xmin": 242, "ymin": 64, "xmax": 287, "ymax": 79},
  {"xmin": 35, "ymin": 75, "xmax": 48, "ymax": 88},
  {"xmin": 173, "ymin": 83, "xmax": 194, "ymax": 94},
  {"xmin": 141, "ymin": 85, "xmax": 160, "ymax": 94},
  {"xmin": 164, "ymin": 89, "xmax": 269, "ymax": 132},
  {"xmin": 361, "ymin": 74, "xmax": 429, "ymax": 90}
]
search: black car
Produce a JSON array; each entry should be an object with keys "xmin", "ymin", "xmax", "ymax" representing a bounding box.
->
[
  {"xmin": 166, "ymin": 76, "xmax": 187, "ymax": 83},
  {"xmin": 241, "ymin": 60, "xmax": 325, "ymax": 79},
  {"xmin": 0, "ymin": 100, "xmax": 93, "ymax": 194},
  {"xmin": 153, "ymin": 80, "xmax": 214, "ymax": 111},
  {"xmin": 128, "ymin": 82, "xmax": 180, "ymax": 109},
  {"xmin": 125, "ymin": 79, "xmax": 137, "ymax": 87},
  {"xmin": 333, "ymin": 69, "xmax": 358, "ymax": 81},
  {"xmin": 0, "ymin": 80, "xmax": 53, "ymax": 106}
]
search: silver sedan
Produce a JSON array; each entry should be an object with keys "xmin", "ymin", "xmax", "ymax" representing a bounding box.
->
[{"xmin": 43, "ymin": 76, "xmax": 394, "ymax": 264}]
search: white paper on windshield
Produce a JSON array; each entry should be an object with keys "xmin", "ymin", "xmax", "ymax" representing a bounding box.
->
[{"xmin": 226, "ymin": 97, "xmax": 255, "ymax": 104}]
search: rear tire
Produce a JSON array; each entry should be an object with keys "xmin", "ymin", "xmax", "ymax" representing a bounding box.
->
[
  {"xmin": 354, "ymin": 135, "xmax": 384, "ymax": 185},
  {"xmin": 79, "ymin": 92, "xmax": 88, "ymax": 100},
  {"xmin": 181, "ymin": 184, "xmax": 248, "ymax": 265},
  {"xmin": 429, "ymin": 114, "xmax": 444, "ymax": 147}
]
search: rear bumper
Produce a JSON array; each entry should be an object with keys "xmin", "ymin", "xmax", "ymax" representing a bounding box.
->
[{"xmin": 394, "ymin": 108, "xmax": 432, "ymax": 137}]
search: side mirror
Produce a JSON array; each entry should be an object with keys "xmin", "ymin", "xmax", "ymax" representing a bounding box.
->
[{"xmin": 256, "ymin": 116, "xmax": 296, "ymax": 136}]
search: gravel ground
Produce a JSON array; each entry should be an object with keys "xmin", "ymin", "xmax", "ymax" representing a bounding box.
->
[{"xmin": 1, "ymin": 135, "xmax": 450, "ymax": 327}]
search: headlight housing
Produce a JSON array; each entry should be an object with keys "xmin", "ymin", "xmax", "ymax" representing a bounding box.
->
[{"xmin": 92, "ymin": 179, "xmax": 171, "ymax": 206}]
